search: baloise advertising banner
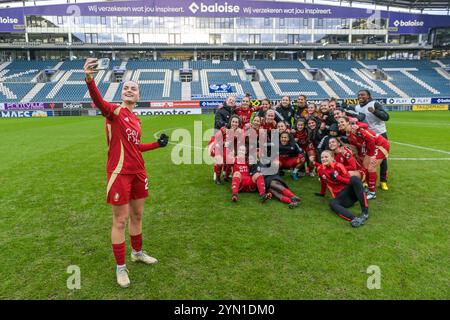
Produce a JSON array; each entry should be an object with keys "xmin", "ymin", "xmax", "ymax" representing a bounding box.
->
[
  {"xmin": 1, "ymin": 0, "xmax": 449, "ymax": 34},
  {"xmin": 0, "ymin": 8, "xmax": 25, "ymax": 33}
]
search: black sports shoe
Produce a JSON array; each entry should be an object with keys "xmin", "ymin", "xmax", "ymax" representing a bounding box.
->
[
  {"xmin": 215, "ymin": 178, "xmax": 222, "ymax": 185},
  {"xmin": 361, "ymin": 213, "xmax": 369, "ymax": 222},
  {"xmin": 231, "ymin": 194, "xmax": 238, "ymax": 202},
  {"xmin": 291, "ymin": 196, "xmax": 301, "ymax": 203},
  {"xmin": 288, "ymin": 201, "xmax": 299, "ymax": 209},
  {"xmin": 314, "ymin": 192, "xmax": 325, "ymax": 197},
  {"xmin": 260, "ymin": 192, "xmax": 272, "ymax": 203},
  {"xmin": 223, "ymin": 176, "xmax": 230, "ymax": 182}
]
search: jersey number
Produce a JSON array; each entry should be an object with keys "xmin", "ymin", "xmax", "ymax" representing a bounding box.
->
[{"xmin": 144, "ymin": 178, "xmax": 149, "ymax": 190}]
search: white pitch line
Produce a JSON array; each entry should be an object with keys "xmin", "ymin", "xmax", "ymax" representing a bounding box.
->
[
  {"xmin": 389, "ymin": 121, "xmax": 450, "ymax": 126},
  {"xmin": 391, "ymin": 141, "xmax": 450, "ymax": 155},
  {"xmin": 390, "ymin": 157, "xmax": 450, "ymax": 161}
]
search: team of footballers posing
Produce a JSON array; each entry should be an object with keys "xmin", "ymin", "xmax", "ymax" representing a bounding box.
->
[
  {"xmin": 208, "ymin": 92, "xmax": 390, "ymax": 228},
  {"xmin": 85, "ymin": 54, "xmax": 390, "ymax": 287}
]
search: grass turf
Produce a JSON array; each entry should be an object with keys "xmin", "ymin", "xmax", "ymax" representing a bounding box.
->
[{"xmin": 0, "ymin": 111, "xmax": 449, "ymax": 299}]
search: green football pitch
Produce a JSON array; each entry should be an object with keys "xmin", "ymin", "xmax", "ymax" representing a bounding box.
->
[{"xmin": 0, "ymin": 111, "xmax": 449, "ymax": 299}]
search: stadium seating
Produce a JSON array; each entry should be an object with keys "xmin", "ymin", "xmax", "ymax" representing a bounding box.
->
[{"xmin": 0, "ymin": 59, "xmax": 449, "ymax": 103}]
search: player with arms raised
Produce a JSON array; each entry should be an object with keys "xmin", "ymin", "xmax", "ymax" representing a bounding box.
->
[{"xmin": 84, "ymin": 58, "xmax": 169, "ymax": 288}]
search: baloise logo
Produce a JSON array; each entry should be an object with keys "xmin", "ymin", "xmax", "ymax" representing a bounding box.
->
[
  {"xmin": 0, "ymin": 16, "xmax": 19, "ymax": 24},
  {"xmin": 393, "ymin": 19, "xmax": 424, "ymax": 27},
  {"xmin": 189, "ymin": 2, "xmax": 240, "ymax": 14}
]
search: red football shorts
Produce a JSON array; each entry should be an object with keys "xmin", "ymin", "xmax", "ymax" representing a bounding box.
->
[
  {"xmin": 367, "ymin": 142, "xmax": 390, "ymax": 160},
  {"xmin": 106, "ymin": 172, "xmax": 149, "ymax": 205},
  {"xmin": 376, "ymin": 140, "xmax": 390, "ymax": 160},
  {"xmin": 279, "ymin": 155, "xmax": 304, "ymax": 169},
  {"xmin": 239, "ymin": 175, "xmax": 257, "ymax": 193},
  {"xmin": 299, "ymin": 143, "xmax": 315, "ymax": 154}
]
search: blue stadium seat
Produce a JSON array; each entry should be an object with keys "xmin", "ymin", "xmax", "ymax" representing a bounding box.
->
[{"xmin": 2, "ymin": 59, "xmax": 449, "ymax": 102}]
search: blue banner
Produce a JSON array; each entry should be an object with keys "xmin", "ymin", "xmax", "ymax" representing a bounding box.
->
[
  {"xmin": 200, "ymin": 100, "xmax": 224, "ymax": 109},
  {"xmin": 208, "ymin": 84, "xmax": 233, "ymax": 94},
  {"xmin": 1, "ymin": 0, "xmax": 450, "ymax": 34},
  {"xmin": 431, "ymin": 97, "xmax": 450, "ymax": 104},
  {"xmin": 0, "ymin": 110, "xmax": 53, "ymax": 118}
]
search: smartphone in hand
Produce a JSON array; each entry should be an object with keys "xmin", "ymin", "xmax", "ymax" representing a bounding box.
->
[{"xmin": 93, "ymin": 58, "xmax": 110, "ymax": 71}]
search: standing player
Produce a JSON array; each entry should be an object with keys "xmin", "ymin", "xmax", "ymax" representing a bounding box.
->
[
  {"xmin": 215, "ymin": 95, "xmax": 236, "ymax": 130},
  {"xmin": 301, "ymin": 103, "xmax": 320, "ymax": 120},
  {"xmin": 294, "ymin": 94, "xmax": 308, "ymax": 121},
  {"xmin": 315, "ymin": 151, "xmax": 369, "ymax": 228},
  {"xmin": 355, "ymin": 90, "xmax": 390, "ymax": 191},
  {"xmin": 275, "ymin": 96, "xmax": 295, "ymax": 127},
  {"xmin": 256, "ymin": 98, "xmax": 272, "ymax": 118},
  {"xmin": 261, "ymin": 109, "xmax": 278, "ymax": 131},
  {"xmin": 210, "ymin": 115, "xmax": 244, "ymax": 184},
  {"xmin": 293, "ymin": 118, "xmax": 316, "ymax": 176},
  {"xmin": 84, "ymin": 58, "xmax": 169, "ymax": 288},
  {"xmin": 234, "ymin": 95, "xmax": 260, "ymax": 127},
  {"xmin": 337, "ymin": 116, "xmax": 390, "ymax": 199}
]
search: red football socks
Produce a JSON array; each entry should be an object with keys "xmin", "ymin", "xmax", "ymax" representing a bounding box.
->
[
  {"xmin": 368, "ymin": 172, "xmax": 377, "ymax": 192},
  {"xmin": 231, "ymin": 176, "xmax": 240, "ymax": 194},
  {"xmin": 130, "ymin": 234, "xmax": 142, "ymax": 253},
  {"xmin": 280, "ymin": 196, "xmax": 291, "ymax": 204},
  {"xmin": 112, "ymin": 242, "xmax": 126, "ymax": 266},
  {"xmin": 281, "ymin": 187, "xmax": 295, "ymax": 198},
  {"xmin": 256, "ymin": 176, "xmax": 266, "ymax": 195},
  {"xmin": 224, "ymin": 165, "xmax": 232, "ymax": 179},
  {"xmin": 214, "ymin": 164, "xmax": 222, "ymax": 176}
]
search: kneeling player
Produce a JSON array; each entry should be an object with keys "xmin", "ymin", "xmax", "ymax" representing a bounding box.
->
[
  {"xmin": 231, "ymin": 146, "xmax": 271, "ymax": 202},
  {"xmin": 293, "ymin": 118, "xmax": 316, "ymax": 177},
  {"xmin": 278, "ymin": 132, "xmax": 306, "ymax": 181},
  {"xmin": 315, "ymin": 151, "xmax": 369, "ymax": 228}
]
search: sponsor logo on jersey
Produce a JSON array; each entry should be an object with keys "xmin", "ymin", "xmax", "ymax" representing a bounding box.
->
[{"xmin": 126, "ymin": 128, "xmax": 140, "ymax": 145}]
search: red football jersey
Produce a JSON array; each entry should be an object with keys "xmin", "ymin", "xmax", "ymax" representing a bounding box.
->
[
  {"xmin": 316, "ymin": 162, "xmax": 351, "ymax": 198},
  {"xmin": 347, "ymin": 131, "xmax": 366, "ymax": 157},
  {"xmin": 233, "ymin": 161, "xmax": 250, "ymax": 177},
  {"xmin": 293, "ymin": 129, "xmax": 314, "ymax": 152},
  {"xmin": 293, "ymin": 129, "xmax": 309, "ymax": 145},
  {"xmin": 357, "ymin": 127, "xmax": 390, "ymax": 152},
  {"xmin": 87, "ymin": 80, "xmax": 158, "ymax": 174},
  {"xmin": 234, "ymin": 106, "xmax": 259, "ymax": 127},
  {"xmin": 261, "ymin": 119, "xmax": 277, "ymax": 131},
  {"xmin": 334, "ymin": 147, "xmax": 361, "ymax": 171}
]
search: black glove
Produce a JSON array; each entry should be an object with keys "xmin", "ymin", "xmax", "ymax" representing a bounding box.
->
[
  {"xmin": 314, "ymin": 193, "xmax": 325, "ymax": 197},
  {"xmin": 157, "ymin": 133, "xmax": 169, "ymax": 147}
]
